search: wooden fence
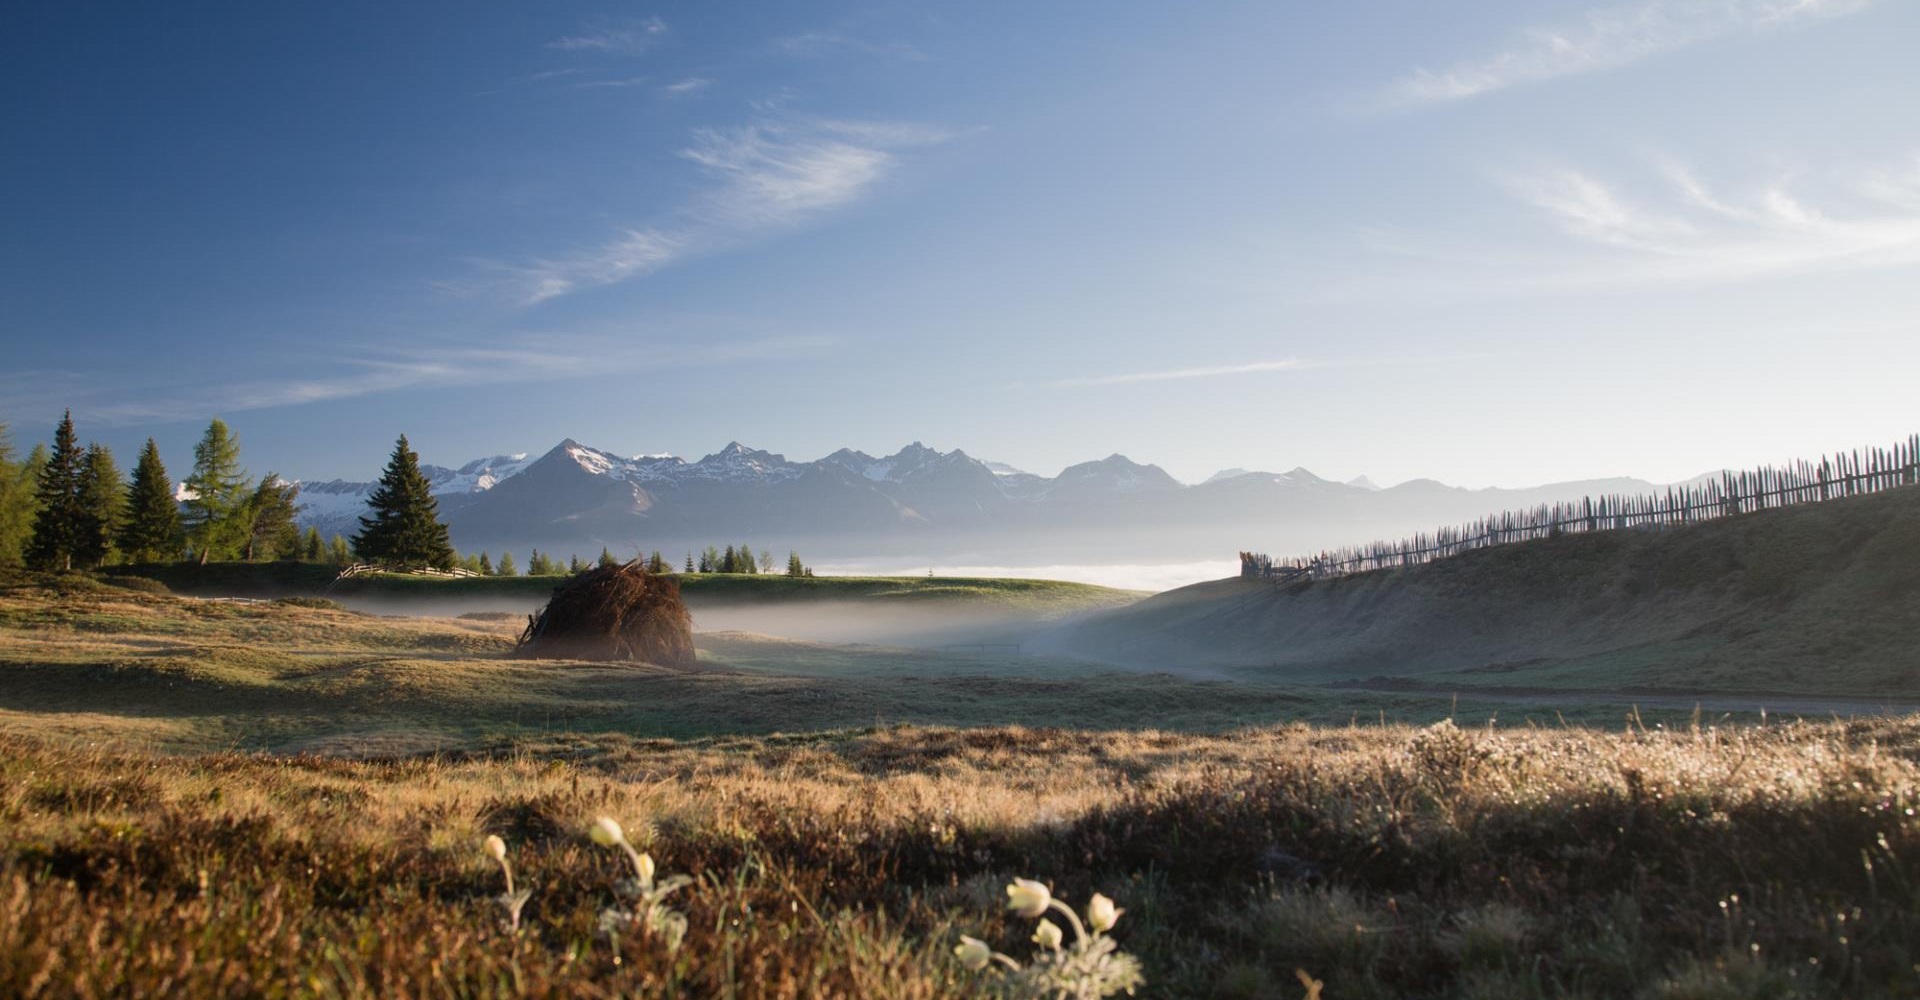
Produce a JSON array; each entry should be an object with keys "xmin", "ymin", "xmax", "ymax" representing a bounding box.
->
[{"xmin": 1241, "ymin": 434, "xmax": 1920, "ymax": 583}]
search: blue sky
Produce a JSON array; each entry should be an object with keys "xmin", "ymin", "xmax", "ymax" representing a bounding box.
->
[{"xmin": 4, "ymin": 0, "xmax": 1918, "ymax": 487}]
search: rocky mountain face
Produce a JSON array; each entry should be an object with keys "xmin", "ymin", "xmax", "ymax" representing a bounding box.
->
[{"xmin": 293, "ymin": 439, "xmax": 1662, "ymax": 566}]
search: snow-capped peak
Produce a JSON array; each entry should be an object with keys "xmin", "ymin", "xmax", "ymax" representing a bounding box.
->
[{"xmin": 1346, "ymin": 474, "xmax": 1381, "ymax": 491}]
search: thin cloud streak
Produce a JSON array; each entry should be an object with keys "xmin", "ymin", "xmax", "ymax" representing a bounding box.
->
[
  {"xmin": 1382, "ymin": 0, "xmax": 1880, "ymax": 108},
  {"xmin": 9, "ymin": 335, "xmax": 838, "ymax": 426},
  {"xmin": 774, "ymin": 31, "xmax": 927, "ymax": 61},
  {"xmin": 1037, "ymin": 359, "xmax": 1319, "ymax": 389}
]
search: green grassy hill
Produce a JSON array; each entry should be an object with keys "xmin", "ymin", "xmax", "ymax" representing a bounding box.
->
[{"xmin": 1057, "ymin": 484, "xmax": 1920, "ymax": 697}]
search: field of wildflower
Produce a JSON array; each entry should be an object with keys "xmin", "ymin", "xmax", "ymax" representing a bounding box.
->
[{"xmin": 3, "ymin": 715, "xmax": 1917, "ymax": 998}]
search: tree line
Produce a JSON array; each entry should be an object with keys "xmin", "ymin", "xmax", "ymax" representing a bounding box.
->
[
  {"xmin": 0, "ymin": 412, "xmax": 308, "ymax": 571},
  {"xmin": 1, "ymin": 412, "xmax": 820, "ymax": 579}
]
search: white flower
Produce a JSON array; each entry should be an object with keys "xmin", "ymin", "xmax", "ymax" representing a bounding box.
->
[
  {"xmin": 1087, "ymin": 892, "xmax": 1123, "ymax": 933},
  {"xmin": 954, "ymin": 935, "xmax": 993, "ymax": 971},
  {"xmin": 1007, "ymin": 877, "xmax": 1052, "ymax": 918},
  {"xmin": 484, "ymin": 835, "xmax": 508, "ymax": 863},
  {"xmin": 590, "ymin": 817, "xmax": 625, "ymax": 848},
  {"xmin": 1033, "ymin": 918, "xmax": 1064, "ymax": 951},
  {"xmin": 637, "ymin": 851, "xmax": 656, "ymax": 886}
]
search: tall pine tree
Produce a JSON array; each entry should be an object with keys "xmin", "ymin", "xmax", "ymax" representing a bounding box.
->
[
  {"xmin": 352, "ymin": 435, "xmax": 455, "ymax": 569},
  {"xmin": 120, "ymin": 438, "xmax": 183, "ymax": 563},
  {"xmin": 183, "ymin": 419, "xmax": 250, "ymax": 565},
  {"xmin": 25, "ymin": 411, "xmax": 84, "ymax": 571},
  {"xmin": 72, "ymin": 443, "xmax": 124, "ymax": 568}
]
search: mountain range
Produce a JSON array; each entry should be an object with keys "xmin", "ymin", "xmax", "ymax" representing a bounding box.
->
[{"xmin": 294, "ymin": 439, "xmax": 1667, "ymax": 567}]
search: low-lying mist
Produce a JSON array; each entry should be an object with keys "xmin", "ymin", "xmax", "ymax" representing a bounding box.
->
[{"xmin": 329, "ymin": 593, "xmax": 1071, "ymax": 650}]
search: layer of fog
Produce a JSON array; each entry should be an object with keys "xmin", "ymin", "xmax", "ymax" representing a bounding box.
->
[
  {"xmin": 810, "ymin": 560, "xmax": 1239, "ymax": 593},
  {"xmin": 329, "ymin": 593, "xmax": 1096, "ymax": 650}
]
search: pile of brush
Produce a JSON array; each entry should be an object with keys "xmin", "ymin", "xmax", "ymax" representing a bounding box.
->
[{"xmin": 512, "ymin": 562, "xmax": 695, "ymax": 665}]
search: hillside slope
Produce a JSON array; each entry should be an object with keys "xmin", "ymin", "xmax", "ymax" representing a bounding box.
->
[{"xmin": 1055, "ymin": 485, "xmax": 1920, "ymax": 697}]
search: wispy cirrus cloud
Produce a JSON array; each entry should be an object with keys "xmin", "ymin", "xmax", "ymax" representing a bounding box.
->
[
  {"xmin": 8, "ymin": 334, "xmax": 838, "ymax": 426},
  {"xmin": 1035, "ymin": 359, "xmax": 1320, "ymax": 389},
  {"xmin": 548, "ymin": 17, "xmax": 667, "ymax": 55},
  {"xmin": 661, "ymin": 77, "xmax": 709, "ymax": 98},
  {"xmin": 489, "ymin": 116, "xmax": 955, "ymax": 304},
  {"xmin": 1506, "ymin": 155, "xmax": 1920, "ymax": 282},
  {"xmin": 1382, "ymin": 0, "xmax": 1879, "ymax": 109}
]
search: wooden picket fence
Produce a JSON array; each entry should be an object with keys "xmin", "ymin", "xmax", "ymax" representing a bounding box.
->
[{"xmin": 1241, "ymin": 434, "xmax": 1920, "ymax": 583}]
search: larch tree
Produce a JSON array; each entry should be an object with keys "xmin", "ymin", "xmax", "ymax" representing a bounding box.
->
[
  {"xmin": 351, "ymin": 435, "xmax": 455, "ymax": 570},
  {"xmin": 25, "ymin": 412, "xmax": 84, "ymax": 571},
  {"xmin": 0, "ymin": 424, "xmax": 38, "ymax": 567},
  {"xmin": 120, "ymin": 438, "xmax": 183, "ymax": 563},
  {"xmin": 183, "ymin": 419, "xmax": 250, "ymax": 565},
  {"xmin": 242, "ymin": 475, "xmax": 300, "ymax": 562}
]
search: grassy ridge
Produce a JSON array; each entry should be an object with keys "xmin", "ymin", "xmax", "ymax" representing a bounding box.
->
[{"xmin": 1066, "ymin": 484, "xmax": 1920, "ymax": 697}]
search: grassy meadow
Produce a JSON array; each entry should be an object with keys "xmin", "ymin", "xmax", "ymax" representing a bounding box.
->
[{"xmin": 2, "ymin": 572, "xmax": 1918, "ymax": 997}]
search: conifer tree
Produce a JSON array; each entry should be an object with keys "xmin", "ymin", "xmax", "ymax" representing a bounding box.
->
[
  {"xmin": 597, "ymin": 547, "xmax": 617, "ymax": 569},
  {"xmin": 73, "ymin": 443, "xmax": 124, "ymax": 568},
  {"xmin": 352, "ymin": 435, "xmax": 455, "ymax": 569},
  {"xmin": 329, "ymin": 534, "xmax": 352, "ymax": 566},
  {"xmin": 242, "ymin": 475, "xmax": 299, "ymax": 562},
  {"xmin": 496, "ymin": 551, "xmax": 518, "ymax": 577},
  {"xmin": 183, "ymin": 419, "xmax": 250, "ymax": 565},
  {"xmin": 568, "ymin": 554, "xmax": 586, "ymax": 573},
  {"xmin": 302, "ymin": 527, "xmax": 324, "ymax": 562},
  {"xmin": 647, "ymin": 550, "xmax": 667, "ymax": 573},
  {"xmin": 787, "ymin": 551, "xmax": 805, "ymax": 577},
  {"xmin": 120, "ymin": 438, "xmax": 183, "ymax": 563},
  {"xmin": 738, "ymin": 544, "xmax": 757, "ymax": 574},
  {"xmin": 685, "ymin": 552, "xmax": 695, "ymax": 573},
  {"xmin": 478, "ymin": 552, "xmax": 494, "ymax": 575},
  {"xmin": 26, "ymin": 412, "xmax": 84, "ymax": 571},
  {"xmin": 721, "ymin": 545, "xmax": 737, "ymax": 573}
]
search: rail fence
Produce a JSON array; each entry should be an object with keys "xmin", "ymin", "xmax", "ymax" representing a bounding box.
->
[{"xmin": 1241, "ymin": 434, "xmax": 1920, "ymax": 583}]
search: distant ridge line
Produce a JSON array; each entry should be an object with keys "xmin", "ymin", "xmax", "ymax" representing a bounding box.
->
[{"xmin": 1240, "ymin": 434, "xmax": 1920, "ymax": 582}]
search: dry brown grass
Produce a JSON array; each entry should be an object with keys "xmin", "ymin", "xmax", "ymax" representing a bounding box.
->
[{"xmin": 3, "ymin": 717, "xmax": 1918, "ymax": 998}]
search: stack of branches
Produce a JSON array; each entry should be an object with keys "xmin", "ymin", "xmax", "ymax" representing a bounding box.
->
[{"xmin": 512, "ymin": 561, "xmax": 695, "ymax": 665}]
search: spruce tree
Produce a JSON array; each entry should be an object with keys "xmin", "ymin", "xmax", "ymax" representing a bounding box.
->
[
  {"xmin": 25, "ymin": 412, "xmax": 84, "ymax": 571},
  {"xmin": 183, "ymin": 419, "xmax": 250, "ymax": 565},
  {"xmin": 685, "ymin": 552, "xmax": 695, "ymax": 574},
  {"xmin": 352, "ymin": 435, "xmax": 455, "ymax": 569},
  {"xmin": 302, "ymin": 527, "xmax": 323, "ymax": 562},
  {"xmin": 597, "ymin": 547, "xmax": 617, "ymax": 569},
  {"xmin": 787, "ymin": 551, "xmax": 805, "ymax": 577},
  {"xmin": 647, "ymin": 550, "xmax": 667, "ymax": 573},
  {"xmin": 73, "ymin": 443, "xmax": 124, "ymax": 568},
  {"xmin": 478, "ymin": 552, "xmax": 494, "ymax": 575},
  {"xmin": 568, "ymin": 554, "xmax": 585, "ymax": 573},
  {"xmin": 120, "ymin": 438, "xmax": 183, "ymax": 563},
  {"xmin": 496, "ymin": 551, "xmax": 517, "ymax": 577},
  {"xmin": 329, "ymin": 534, "xmax": 352, "ymax": 565},
  {"xmin": 738, "ymin": 544, "xmax": 757, "ymax": 574}
]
